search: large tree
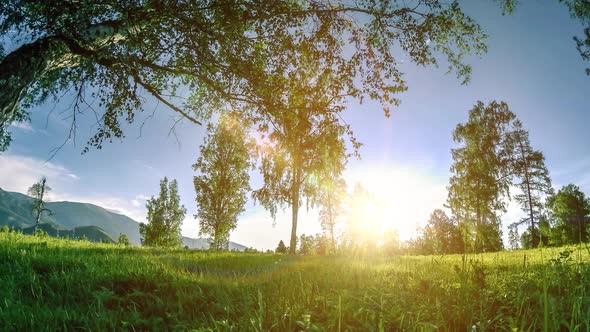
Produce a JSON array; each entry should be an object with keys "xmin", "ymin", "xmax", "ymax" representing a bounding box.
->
[
  {"xmin": 547, "ymin": 184, "xmax": 590, "ymax": 244},
  {"xmin": 507, "ymin": 120, "xmax": 553, "ymax": 248},
  {"xmin": 0, "ymin": 0, "xmax": 493, "ymax": 152},
  {"xmin": 251, "ymin": 56, "xmax": 353, "ymax": 254},
  {"xmin": 193, "ymin": 112, "xmax": 252, "ymax": 250},
  {"xmin": 139, "ymin": 177, "xmax": 186, "ymax": 248},
  {"xmin": 447, "ymin": 101, "xmax": 516, "ymax": 253},
  {"xmin": 27, "ymin": 177, "xmax": 52, "ymax": 235}
]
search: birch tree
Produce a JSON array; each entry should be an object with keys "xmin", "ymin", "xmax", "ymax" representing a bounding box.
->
[
  {"xmin": 27, "ymin": 177, "xmax": 52, "ymax": 235},
  {"xmin": 193, "ymin": 113, "xmax": 252, "ymax": 250},
  {"xmin": 140, "ymin": 177, "xmax": 186, "ymax": 248},
  {"xmin": 1, "ymin": 0, "xmax": 493, "ymax": 152},
  {"xmin": 447, "ymin": 101, "xmax": 516, "ymax": 253}
]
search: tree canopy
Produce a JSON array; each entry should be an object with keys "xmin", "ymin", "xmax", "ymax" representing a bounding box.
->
[
  {"xmin": 193, "ymin": 112, "xmax": 252, "ymax": 250},
  {"xmin": 140, "ymin": 177, "xmax": 186, "ymax": 248},
  {"xmin": 0, "ymin": 0, "xmax": 492, "ymax": 152},
  {"xmin": 507, "ymin": 119, "xmax": 553, "ymax": 248},
  {"xmin": 547, "ymin": 184, "xmax": 590, "ymax": 244},
  {"xmin": 27, "ymin": 176, "xmax": 52, "ymax": 235},
  {"xmin": 447, "ymin": 101, "xmax": 516, "ymax": 253}
]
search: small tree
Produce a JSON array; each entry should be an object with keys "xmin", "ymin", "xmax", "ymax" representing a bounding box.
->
[
  {"xmin": 547, "ymin": 184, "xmax": 590, "ymax": 244},
  {"xmin": 28, "ymin": 177, "xmax": 52, "ymax": 235},
  {"xmin": 276, "ymin": 240, "xmax": 287, "ymax": 254},
  {"xmin": 193, "ymin": 113, "xmax": 252, "ymax": 251},
  {"xmin": 508, "ymin": 224, "xmax": 520, "ymax": 250},
  {"xmin": 319, "ymin": 177, "xmax": 347, "ymax": 253},
  {"xmin": 140, "ymin": 177, "xmax": 186, "ymax": 248},
  {"xmin": 117, "ymin": 233, "xmax": 130, "ymax": 246}
]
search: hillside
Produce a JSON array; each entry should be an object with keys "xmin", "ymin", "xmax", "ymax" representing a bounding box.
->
[
  {"xmin": 20, "ymin": 223, "xmax": 114, "ymax": 243},
  {"xmin": 0, "ymin": 187, "xmax": 246, "ymax": 250}
]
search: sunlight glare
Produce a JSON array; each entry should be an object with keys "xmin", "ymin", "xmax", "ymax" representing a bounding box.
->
[{"xmin": 344, "ymin": 165, "xmax": 446, "ymax": 241}]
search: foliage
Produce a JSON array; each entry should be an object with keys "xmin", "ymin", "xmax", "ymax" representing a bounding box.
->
[
  {"xmin": 508, "ymin": 120, "xmax": 553, "ymax": 248},
  {"xmin": 447, "ymin": 101, "xmax": 516, "ymax": 253},
  {"xmin": 275, "ymin": 240, "xmax": 287, "ymax": 254},
  {"xmin": 27, "ymin": 177, "xmax": 52, "ymax": 235},
  {"xmin": 251, "ymin": 57, "xmax": 353, "ymax": 254},
  {"xmin": 547, "ymin": 184, "xmax": 590, "ymax": 244},
  {"xmin": 139, "ymin": 177, "xmax": 186, "ymax": 248},
  {"xmin": 0, "ymin": 0, "xmax": 492, "ymax": 152},
  {"xmin": 319, "ymin": 177, "xmax": 346, "ymax": 253},
  {"xmin": 193, "ymin": 113, "xmax": 252, "ymax": 251},
  {"xmin": 559, "ymin": 0, "xmax": 590, "ymax": 74},
  {"xmin": 418, "ymin": 209, "xmax": 465, "ymax": 255},
  {"xmin": 117, "ymin": 233, "xmax": 130, "ymax": 246},
  {"xmin": 2, "ymin": 232, "xmax": 590, "ymax": 330}
]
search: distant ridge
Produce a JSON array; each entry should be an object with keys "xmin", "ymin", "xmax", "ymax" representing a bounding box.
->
[
  {"xmin": 20, "ymin": 223, "xmax": 114, "ymax": 243},
  {"xmin": 0, "ymin": 187, "xmax": 246, "ymax": 250}
]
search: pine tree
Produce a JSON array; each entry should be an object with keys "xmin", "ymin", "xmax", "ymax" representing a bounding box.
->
[
  {"xmin": 275, "ymin": 240, "xmax": 287, "ymax": 254},
  {"xmin": 140, "ymin": 177, "xmax": 186, "ymax": 248},
  {"xmin": 508, "ymin": 120, "xmax": 553, "ymax": 248}
]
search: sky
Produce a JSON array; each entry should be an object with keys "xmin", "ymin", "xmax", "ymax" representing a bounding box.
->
[{"xmin": 1, "ymin": 0, "xmax": 589, "ymax": 250}]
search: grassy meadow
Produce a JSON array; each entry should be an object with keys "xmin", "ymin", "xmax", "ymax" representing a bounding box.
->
[{"xmin": 1, "ymin": 231, "xmax": 589, "ymax": 331}]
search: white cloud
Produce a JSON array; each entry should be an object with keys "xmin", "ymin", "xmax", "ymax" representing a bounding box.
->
[
  {"xmin": 0, "ymin": 154, "xmax": 78, "ymax": 193},
  {"xmin": 0, "ymin": 153, "xmax": 145, "ymax": 223},
  {"xmin": 131, "ymin": 194, "xmax": 150, "ymax": 208},
  {"xmin": 10, "ymin": 121, "xmax": 34, "ymax": 132}
]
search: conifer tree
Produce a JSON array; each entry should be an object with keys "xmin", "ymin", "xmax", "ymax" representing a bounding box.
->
[{"xmin": 508, "ymin": 120, "xmax": 553, "ymax": 248}]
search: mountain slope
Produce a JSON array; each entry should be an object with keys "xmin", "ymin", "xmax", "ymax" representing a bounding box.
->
[
  {"xmin": 0, "ymin": 187, "xmax": 246, "ymax": 250},
  {"xmin": 21, "ymin": 223, "xmax": 115, "ymax": 243}
]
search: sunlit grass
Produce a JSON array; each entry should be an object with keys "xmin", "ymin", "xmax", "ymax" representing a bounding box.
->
[{"xmin": 1, "ymin": 231, "xmax": 589, "ymax": 331}]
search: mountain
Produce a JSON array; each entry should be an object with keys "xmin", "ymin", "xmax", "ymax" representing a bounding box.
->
[
  {"xmin": 21, "ymin": 223, "xmax": 115, "ymax": 243},
  {"xmin": 182, "ymin": 237, "xmax": 247, "ymax": 251},
  {"xmin": 0, "ymin": 187, "xmax": 246, "ymax": 250}
]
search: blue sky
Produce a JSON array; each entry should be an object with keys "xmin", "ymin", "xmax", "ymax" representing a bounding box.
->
[{"xmin": 1, "ymin": 0, "xmax": 589, "ymax": 249}]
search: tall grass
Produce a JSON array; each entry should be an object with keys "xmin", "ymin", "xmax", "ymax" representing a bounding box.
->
[{"xmin": 0, "ymin": 231, "xmax": 589, "ymax": 331}]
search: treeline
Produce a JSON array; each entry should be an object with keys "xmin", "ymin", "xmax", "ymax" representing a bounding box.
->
[
  {"xmin": 138, "ymin": 101, "xmax": 590, "ymax": 255},
  {"xmin": 403, "ymin": 102, "xmax": 589, "ymax": 255},
  {"xmin": 274, "ymin": 101, "xmax": 590, "ymax": 256}
]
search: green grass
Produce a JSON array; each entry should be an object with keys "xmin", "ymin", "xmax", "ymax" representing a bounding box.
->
[{"xmin": 1, "ymin": 232, "xmax": 589, "ymax": 331}]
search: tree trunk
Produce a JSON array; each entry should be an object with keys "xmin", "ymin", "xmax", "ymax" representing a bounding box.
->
[
  {"xmin": 0, "ymin": 20, "xmax": 136, "ymax": 128},
  {"xmin": 33, "ymin": 178, "xmax": 47, "ymax": 235},
  {"xmin": 518, "ymin": 139, "xmax": 538, "ymax": 248},
  {"xmin": 289, "ymin": 168, "xmax": 301, "ymax": 254},
  {"xmin": 290, "ymin": 190, "xmax": 300, "ymax": 254},
  {"xmin": 0, "ymin": 37, "xmax": 70, "ymax": 127}
]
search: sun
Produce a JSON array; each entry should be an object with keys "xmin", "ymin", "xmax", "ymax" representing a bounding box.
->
[{"xmin": 344, "ymin": 165, "xmax": 446, "ymax": 241}]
